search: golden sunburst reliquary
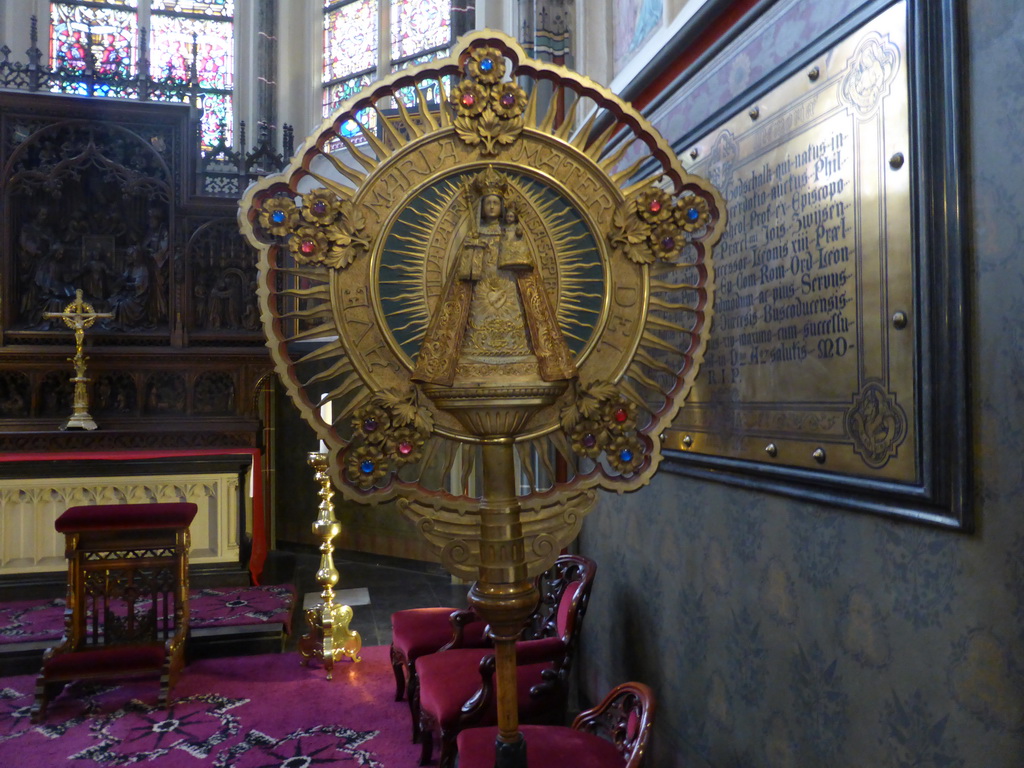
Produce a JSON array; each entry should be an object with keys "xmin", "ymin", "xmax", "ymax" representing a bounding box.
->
[{"xmin": 239, "ymin": 31, "xmax": 726, "ymax": 579}]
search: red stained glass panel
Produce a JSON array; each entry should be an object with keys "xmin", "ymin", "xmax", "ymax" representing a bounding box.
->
[
  {"xmin": 151, "ymin": 15, "xmax": 233, "ymax": 88},
  {"xmin": 50, "ymin": 3, "xmax": 138, "ymax": 74}
]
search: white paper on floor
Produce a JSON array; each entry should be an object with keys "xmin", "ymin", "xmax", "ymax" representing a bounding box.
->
[{"xmin": 303, "ymin": 587, "xmax": 370, "ymax": 610}]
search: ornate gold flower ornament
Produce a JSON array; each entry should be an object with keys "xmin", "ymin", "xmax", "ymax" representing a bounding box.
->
[
  {"xmin": 450, "ymin": 45, "xmax": 527, "ymax": 155},
  {"xmin": 239, "ymin": 31, "xmax": 726, "ymax": 578}
]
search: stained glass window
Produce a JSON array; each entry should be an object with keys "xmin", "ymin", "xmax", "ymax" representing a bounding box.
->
[
  {"xmin": 151, "ymin": 0, "xmax": 233, "ymax": 16},
  {"xmin": 49, "ymin": 1, "xmax": 234, "ymax": 150},
  {"xmin": 322, "ymin": 0, "xmax": 460, "ymax": 128},
  {"xmin": 51, "ymin": 4, "xmax": 138, "ymax": 76},
  {"xmin": 323, "ymin": 0, "xmax": 378, "ymax": 84},
  {"xmin": 150, "ymin": 15, "xmax": 233, "ymax": 89},
  {"xmin": 391, "ymin": 0, "xmax": 450, "ymax": 64}
]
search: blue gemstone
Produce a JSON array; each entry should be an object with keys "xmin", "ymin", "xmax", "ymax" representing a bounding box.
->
[
  {"xmin": 271, "ymin": 210, "xmax": 286, "ymax": 224},
  {"xmin": 619, "ymin": 449, "xmax": 634, "ymax": 462},
  {"xmin": 480, "ymin": 58, "xmax": 494, "ymax": 72},
  {"xmin": 360, "ymin": 459, "xmax": 375, "ymax": 474},
  {"xmin": 686, "ymin": 207, "xmax": 700, "ymax": 222}
]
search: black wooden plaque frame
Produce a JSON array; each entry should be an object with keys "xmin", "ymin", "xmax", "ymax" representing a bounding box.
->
[{"xmin": 649, "ymin": 0, "xmax": 969, "ymax": 529}]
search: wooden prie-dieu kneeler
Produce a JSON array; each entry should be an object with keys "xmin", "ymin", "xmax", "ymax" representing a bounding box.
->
[{"xmin": 31, "ymin": 502, "xmax": 197, "ymax": 721}]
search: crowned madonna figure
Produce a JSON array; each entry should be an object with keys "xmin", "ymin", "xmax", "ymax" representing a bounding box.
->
[{"xmin": 413, "ymin": 168, "xmax": 576, "ymax": 388}]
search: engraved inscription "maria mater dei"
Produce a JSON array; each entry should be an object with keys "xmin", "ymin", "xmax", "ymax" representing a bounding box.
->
[{"xmin": 671, "ymin": 2, "xmax": 916, "ymax": 480}]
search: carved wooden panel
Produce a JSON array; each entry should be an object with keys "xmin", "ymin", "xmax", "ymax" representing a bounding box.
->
[
  {"xmin": 0, "ymin": 90, "xmax": 271, "ymax": 449},
  {"xmin": 0, "ymin": 471, "xmax": 242, "ymax": 575}
]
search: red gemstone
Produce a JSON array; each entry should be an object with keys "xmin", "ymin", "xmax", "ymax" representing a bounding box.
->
[
  {"xmin": 614, "ymin": 408, "xmax": 628, "ymax": 423},
  {"xmin": 649, "ymin": 199, "xmax": 662, "ymax": 213},
  {"xmin": 500, "ymin": 92, "xmax": 516, "ymax": 108},
  {"xmin": 300, "ymin": 239, "xmax": 316, "ymax": 254},
  {"xmin": 461, "ymin": 92, "xmax": 476, "ymax": 107},
  {"xmin": 398, "ymin": 441, "xmax": 413, "ymax": 456}
]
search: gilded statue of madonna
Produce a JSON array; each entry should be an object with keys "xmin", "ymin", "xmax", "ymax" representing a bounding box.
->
[{"xmin": 412, "ymin": 168, "xmax": 577, "ymax": 387}]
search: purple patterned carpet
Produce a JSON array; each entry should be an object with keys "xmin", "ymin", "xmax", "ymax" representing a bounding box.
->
[
  {"xmin": 0, "ymin": 646, "xmax": 419, "ymax": 767},
  {"xmin": 0, "ymin": 585, "xmax": 296, "ymax": 647}
]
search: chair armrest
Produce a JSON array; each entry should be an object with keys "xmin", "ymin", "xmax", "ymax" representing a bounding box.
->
[
  {"xmin": 441, "ymin": 608, "xmax": 490, "ymax": 651},
  {"xmin": 460, "ymin": 653, "xmax": 498, "ymax": 719}
]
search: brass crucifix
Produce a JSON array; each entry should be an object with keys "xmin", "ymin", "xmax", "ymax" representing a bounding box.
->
[{"xmin": 43, "ymin": 289, "xmax": 112, "ymax": 430}]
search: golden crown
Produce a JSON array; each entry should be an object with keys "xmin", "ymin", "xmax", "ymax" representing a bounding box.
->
[{"xmin": 468, "ymin": 167, "xmax": 509, "ymax": 199}]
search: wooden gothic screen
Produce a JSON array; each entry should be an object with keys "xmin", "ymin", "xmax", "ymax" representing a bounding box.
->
[{"xmin": 0, "ymin": 89, "xmax": 269, "ymax": 451}]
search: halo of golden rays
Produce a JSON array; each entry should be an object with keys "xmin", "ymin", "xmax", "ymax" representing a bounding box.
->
[{"xmin": 239, "ymin": 30, "xmax": 724, "ymax": 510}]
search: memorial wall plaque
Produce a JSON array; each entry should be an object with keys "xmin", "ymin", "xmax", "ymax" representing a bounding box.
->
[{"xmin": 663, "ymin": 0, "xmax": 968, "ymax": 526}]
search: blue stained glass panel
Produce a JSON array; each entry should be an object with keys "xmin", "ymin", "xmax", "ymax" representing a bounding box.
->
[
  {"xmin": 393, "ymin": 50, "xmax": 448, "ymax": 107},
  {"xmin": 323, "ymin": 75, "xmax": 373, "ymax": 117}
]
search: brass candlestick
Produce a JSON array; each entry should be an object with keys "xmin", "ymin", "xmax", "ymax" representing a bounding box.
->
[
  {"xmin": 42, "ymin": 289, "xmax": 112, "ymax": 431},
  {"xmin": 297, "ymin": 451, "xmax": 362, "ymax": 679}
]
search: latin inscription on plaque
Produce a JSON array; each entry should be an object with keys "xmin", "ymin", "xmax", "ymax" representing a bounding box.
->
[{"xmin": 668, "ymin": 2, "xmax": 917, "ymax": 481}]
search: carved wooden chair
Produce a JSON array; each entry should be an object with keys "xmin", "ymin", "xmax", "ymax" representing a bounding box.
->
[
  {"xmin": 413, "ymin": 554, "xmax": 596, "ymax": 768},
  {"xmin": 390, "ymin": 604, "xmax": 489, "ymax": 740},
  {"xmin": 457, "ymin": 681, "xmax": 656, "ymax": 768},
  {"xmin": 31, "ymin": 502, "xmax": 197, "ymax": 721}
]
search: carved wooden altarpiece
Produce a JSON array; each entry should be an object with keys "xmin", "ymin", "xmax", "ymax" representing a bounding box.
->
[{"xmin": 0, "ymin": 90, "xmax": 270, "ymax": 451}]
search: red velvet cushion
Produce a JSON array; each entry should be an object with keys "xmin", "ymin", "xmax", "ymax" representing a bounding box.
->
[
  {"xmin": 56, "ymin": 503, "xmax": 198, "ymax": 532},
  {"xmin": 392, "ymin": 607, "xmax": 490, "ymax": 660},
  {"xmin": 417, "ymin": 648, "xmax": 557, "ymax": 728},
  {"xmin": 515, "ymin": 636, "xmax": 565, "ymax": 666},
  {"xmin": 457, "ymin": 724, "xmax": 625, "ymax": 768},
  {"xmin": 43, "ymin": 644, "xmax": 167, "ymax": 678},
  {"xmin": 391, "ymin": 607, "xmax": 461, "ymax": 659}
]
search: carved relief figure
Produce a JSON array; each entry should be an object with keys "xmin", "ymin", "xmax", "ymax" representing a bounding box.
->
[
  {"xmin": 78, "ymin": 246, "xmax": 113, "ymax": 309},
  {"xmin": 29, "ymin": 243, "xmax": 76, "ymax": 328},
  {"xmin": 0, "ymin": 374, "xmax": 29, "ymax": 417},
  {"xmin": 413, "ymin": 168, "xmax": 576, "ymax": 386},
  {"xmin": 140, "ymin": 206, "xmax": 170, "ymax": 320},
  {"xmin": 108, "ymin": 245, "xmax": 160, "ymax": 329},
  {"xmin": 208, "ymin": 273, "xmax": 242, "ymax": 329}
]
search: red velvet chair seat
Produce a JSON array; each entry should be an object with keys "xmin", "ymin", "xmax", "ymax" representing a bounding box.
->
[
  {"xmin": 417, "ymin": 646, "xmax": 559, "ymax": 728},
  {"xmin": 458, "ymin": 724, "xmax": 625, "ymax": 768},
  {"xmin": 55, "ymin": 502, "xmax": 199, "ymax": 531},
  {"xmin": 42, "ymin": 644, "xmax": 167, "ymax": 678},
  {"xmin": 413, "ymin": 555, "xmax": 596, "ymax": 768},
  {"xmin": 457, "ymin": 681, "xmax": 655, "ymax": 768},
  {"xmin": 390, "ymin": 605, "xmax": 490, "ymax": 741},
  {"xmin": 391, "ymin": 607, "xmax": 487, "ymax": 661}
]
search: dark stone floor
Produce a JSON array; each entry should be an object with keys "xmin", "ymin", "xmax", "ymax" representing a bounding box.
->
[{"xmin": 262, "ymin": 545, "xmax": 472, "ymax": 649}]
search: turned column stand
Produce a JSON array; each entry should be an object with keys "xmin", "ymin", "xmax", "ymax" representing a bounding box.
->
[{"xmin": 424, "ymin": 381, "xmax": 567, "ymax": 768}]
